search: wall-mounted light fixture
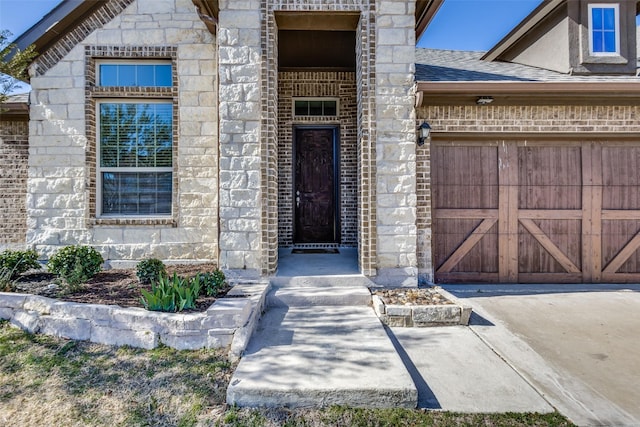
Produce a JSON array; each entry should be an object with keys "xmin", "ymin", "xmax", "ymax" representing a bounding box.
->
[
  {"xmin": 476, "ymin": 96, "xmax": 494, "ymax": 106},
  {"xmin": 417, "ymin": 121, "xmax": 431, "ymax": 146}
]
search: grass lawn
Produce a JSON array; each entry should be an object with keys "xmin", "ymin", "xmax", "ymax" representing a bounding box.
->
[{"xmin": 0, "ymin": 321, "xmax": 575, "ymax": 426}]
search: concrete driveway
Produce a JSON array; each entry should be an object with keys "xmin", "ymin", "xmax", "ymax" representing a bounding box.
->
[{"xmin": 444, "ymin": 284, "xmax": 640, "ymax": 427}]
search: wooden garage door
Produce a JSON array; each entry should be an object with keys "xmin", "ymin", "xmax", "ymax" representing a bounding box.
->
[{"xmin": 432, "ymin": 140, "xmax": 640, "ymax": 283}]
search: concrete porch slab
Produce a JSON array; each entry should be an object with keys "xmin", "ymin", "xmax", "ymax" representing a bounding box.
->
[{"xmin": 227, "ymin": 306, "xmax": 417, "ymax": 408}]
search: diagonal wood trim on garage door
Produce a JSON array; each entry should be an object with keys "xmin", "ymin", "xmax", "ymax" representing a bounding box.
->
[{"xmin": 432, "ymin": 140, "xmax": 640, "ymax": 284}]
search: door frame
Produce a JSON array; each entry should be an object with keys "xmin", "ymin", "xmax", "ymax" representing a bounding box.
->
[{"xmin": 292, "ymin": 125, "xmax": 341, "ymax": 245}]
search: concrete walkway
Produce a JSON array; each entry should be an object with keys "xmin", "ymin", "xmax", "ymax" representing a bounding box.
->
[
  {"xmin": 446, "ymin": 284, "xmax": 640, "ymax": 427},
  {"xmin": 388, "ymin": 326, "xmax": 551, "ymax": 413},
  {"xmin": 227, "ymin": 250, "xmax": 554, "ymax": 413},
  {"xmin": 227, "ymin": 305, "xmax": 418, "ymax": 408}
]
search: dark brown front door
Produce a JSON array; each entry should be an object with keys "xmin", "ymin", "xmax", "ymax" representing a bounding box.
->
[{"xmin": 294, "ymin": 127, "xmax": 339, "ymax": 244}]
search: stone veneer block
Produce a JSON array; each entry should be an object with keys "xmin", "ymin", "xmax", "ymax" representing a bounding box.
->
[
  {"xmin": 207, "ymin": 328, "xmax": 234, "ymax": 348},
  {"xmin": 11, "ymin": 310, "xmax": 41, "ymax": 333},
  {"xmin": 412, "ymin": 306, "xmax": 461, "ymax": 325},
  {"xmin": 0, "ymin": 307, "xmax": 14, "ymax": 320},
  {"xmin": 160, "ymin": 329, "xmax": 208, "ymax": 350},
  {"xmin": 91, "ymin": 325, "xmax": 158, "ymax": 350},
  {"xmin": 386, "ymin": 305, "xmax": 412, "ymax": 317},
  {"xmin": 50, "ymin": 302, "xmax": 115, "ymax": 322},
  {"xmin": 0, "ymin": 293, "xmax": 28, "ymax": 309},
  {"xmin": 372, "ymin": 295, "xmax": 386, "ymax": 316},
  {"xmin": 40, "ymin": 316, "xmax": 91, "ymax": 341},
  {"xmin": 23, "ymin": 295, "xmax": 57, "ymax": 314},
  {"xmin": 204, "ymin": 298, "xmax": 252, "ymax": 329},
  {"xmin": 110, "ymin": 307, "xmax": 169, "ymax": 332}
]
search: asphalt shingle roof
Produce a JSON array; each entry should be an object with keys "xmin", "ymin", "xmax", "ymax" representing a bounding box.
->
[{"xmin": 415, "ymin": 48, "xmax": 640, "ymax": 83}]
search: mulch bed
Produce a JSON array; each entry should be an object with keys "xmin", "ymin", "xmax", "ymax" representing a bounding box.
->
[
  {"xmin": 12, "ymin": 263, "xmax": 228, "ymax": 313},
  {"xmin": 372, "ymin": 287, "xmax": 455, "ymax": 306}
]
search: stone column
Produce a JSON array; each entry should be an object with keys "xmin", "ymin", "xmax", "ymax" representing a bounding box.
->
[
  {"xmin": 374, "ymin": 0, "xmax": 418, "ymax": 286},
  {"xmin": 217, "ymin": 1, "xmax": 263, "ymax": 275}
]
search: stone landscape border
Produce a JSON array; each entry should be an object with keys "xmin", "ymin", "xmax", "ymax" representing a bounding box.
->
[
  {"xmin": 372, "ymin": 287, "xmax": 472, "ymax": 327},
  {"xmin": 0, "ymin": 280, "xmax": 270, "ymax": 359}
]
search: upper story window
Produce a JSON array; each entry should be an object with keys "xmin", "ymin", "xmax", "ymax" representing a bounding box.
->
[
  {"xmin": 98, "ymin": 61, "xmax": 172, "ymax": 87},
  {"xmin": 589, "ymin": 4, "xmax": 620, "ymax": 55},
  {"xmin": 293, "ymin": 98, "xmax": 339, "ymax": 117}
]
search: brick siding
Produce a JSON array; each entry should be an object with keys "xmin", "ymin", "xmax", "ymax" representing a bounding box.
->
[
  {"xmin": 0, "ymin": 119, "xmax": 29, "ymax": 247},
  {"xmin": 277, "ymin": 71, "xmax": 358, "ymax": 247}
]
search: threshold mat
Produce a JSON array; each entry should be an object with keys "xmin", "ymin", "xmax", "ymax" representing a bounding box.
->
[{"xmin": 292, "ymin": 248, "xmax": 340, "ymax": 254}]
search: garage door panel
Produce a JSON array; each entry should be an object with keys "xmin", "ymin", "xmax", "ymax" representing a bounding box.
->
[
  {"xmin": 434, "ymin": 219, "xmax": 498, "ymax": 273},
  {"xmin": 602, "ymin": 147, "xmax": 640, "ymax": 187},
  {"xmin": 518, "ymin": 146, "xmax": 582, "ymax": 210},
  {"xmin": 602, "ymin": 187, "xmax": 640, "ymax": 210},
  {"xmin": 432, "ymin": 145, "xmax": 498, "ymax": 209},
  {"xmin": 602, "ymin": 220, "xmax": 640, "ymax": 273},
  {"xmin": 518, "ymin": 220, "xmax": 582, "ymax": 274}
]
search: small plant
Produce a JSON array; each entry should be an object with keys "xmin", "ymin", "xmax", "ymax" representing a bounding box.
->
[
  {"xmin": 47, "ymin": 245, "xmax": 104, "ymax": 290},
  {"xmin": 0, "ymin": 249, "xmax": 40, "ymax": 280},
  {"xmin": 136, "ymin": 258, "xmax": 166, "ymax": 284},
  {"xmin": 140, "ymin": 273, "xmax": 201, "ymax": 312},
  {"xmin": 0, "ymin": 268, "xmax": 16, "ymax": 292},
  {"xmin": 194, "ymin": 269, "xmax": 226, "ymax": 296}
]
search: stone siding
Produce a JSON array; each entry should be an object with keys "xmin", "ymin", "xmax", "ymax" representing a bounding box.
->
[
  {"xmin": 217, "ymin": 0, "xmax": 263, "ymax": 274},
  {"xmin": 27, "ymin": 0, "xmax": 219, "ymax": 262},
  {"xmin": 0, "ymin": 119, "xmax": 29, "ymax": 249},
  {"xmin": 374, "ymin": 0, "xmax": 418, "ymax": 286},
  {"xmin": 277, "ymin": 71, "xmax": 358, "ymax": 247},
  {"xmin": 415, "ymin": 104, "xmax": 640, "ymax": 283}
]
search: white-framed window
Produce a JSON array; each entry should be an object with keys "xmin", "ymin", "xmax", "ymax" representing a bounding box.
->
[
  {"xmin": 293, "ymin": 98, "xmax": 339, "ymax": 117},
  {"xmin": 588, "ymin": 3, "xmax": 620, "ymax": 56},
  {"xmin": 97, "ymin": 60, "xmax": 172, "ymax": 87},
  {"xmin": 97, "ymin": 101, "xmax": 173, "ymax": 216}
]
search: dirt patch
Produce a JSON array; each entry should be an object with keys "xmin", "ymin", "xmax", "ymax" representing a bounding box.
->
[
  {"xmin": 372, "ymin": 287, "xmax": 455, "ymax": 306},
  {"xmin": 12, "ymin": 263, "xmax": 228, "ymax": 312}
]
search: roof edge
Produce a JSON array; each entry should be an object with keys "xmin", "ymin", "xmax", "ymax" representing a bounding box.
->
[
  {"xmin": 417, "ymin": 81, "xmax": 640, "ymax": 105},
  {"xmin": 416, "ymin": 0, "xmax": 445, "ymax": 40},
  {"xmin": 417, "ymin": 81, "xmax": 640, "ymax": 94},
  {"xmin": 481, "ymin": 0, "xmax": 565, "ymax": 62},
  {"xmin": 13, "ymin": 0, "xmax": 101, "ymax": 55},
  {"xmin": 192, "ymin": 0, "xmax": 219, "ymax": 34}
]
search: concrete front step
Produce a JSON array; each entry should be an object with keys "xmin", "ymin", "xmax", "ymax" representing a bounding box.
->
[
  {"xmin": 268, "ymin": 275, "xmax": 374, "ymax": 308},
  {"xmin": 267, "ymin": 286, "xmax": 372, "ymax": 307},
  {"xmin": 270, "ymin": 275, "xmax": 376, "ymax": 288},
  {"xmin": 227, "ymin": 306, "xmax": 417, "ymax": 408}
]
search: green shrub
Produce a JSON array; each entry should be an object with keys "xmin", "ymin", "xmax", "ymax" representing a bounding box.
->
[
  {"xmin": 195, "ymin": 269, "xmax": 226, "ymax": 296},
  {"xmin": 0, "ymin": 249, "xmax": 40, "ymax": 280},
  {"xmin": 136, "ymin": 258, "xmax": 166, "ymax": 285},
  {"xmin": 47, "ymin": 245, "xmax": 104, "ymax": 289},
  {"xmin": 140, "ymin": 272, "xmax": 202, "ymax": 312}
]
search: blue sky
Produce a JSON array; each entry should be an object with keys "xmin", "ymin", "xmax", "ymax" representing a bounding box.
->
[
  {"xmin": 418, "ymin": 0, "xmax": 542, "ymax": 50},
  {"xmin": 0, "ymin": 0, "xmax": 62, "ymax": 40}
]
